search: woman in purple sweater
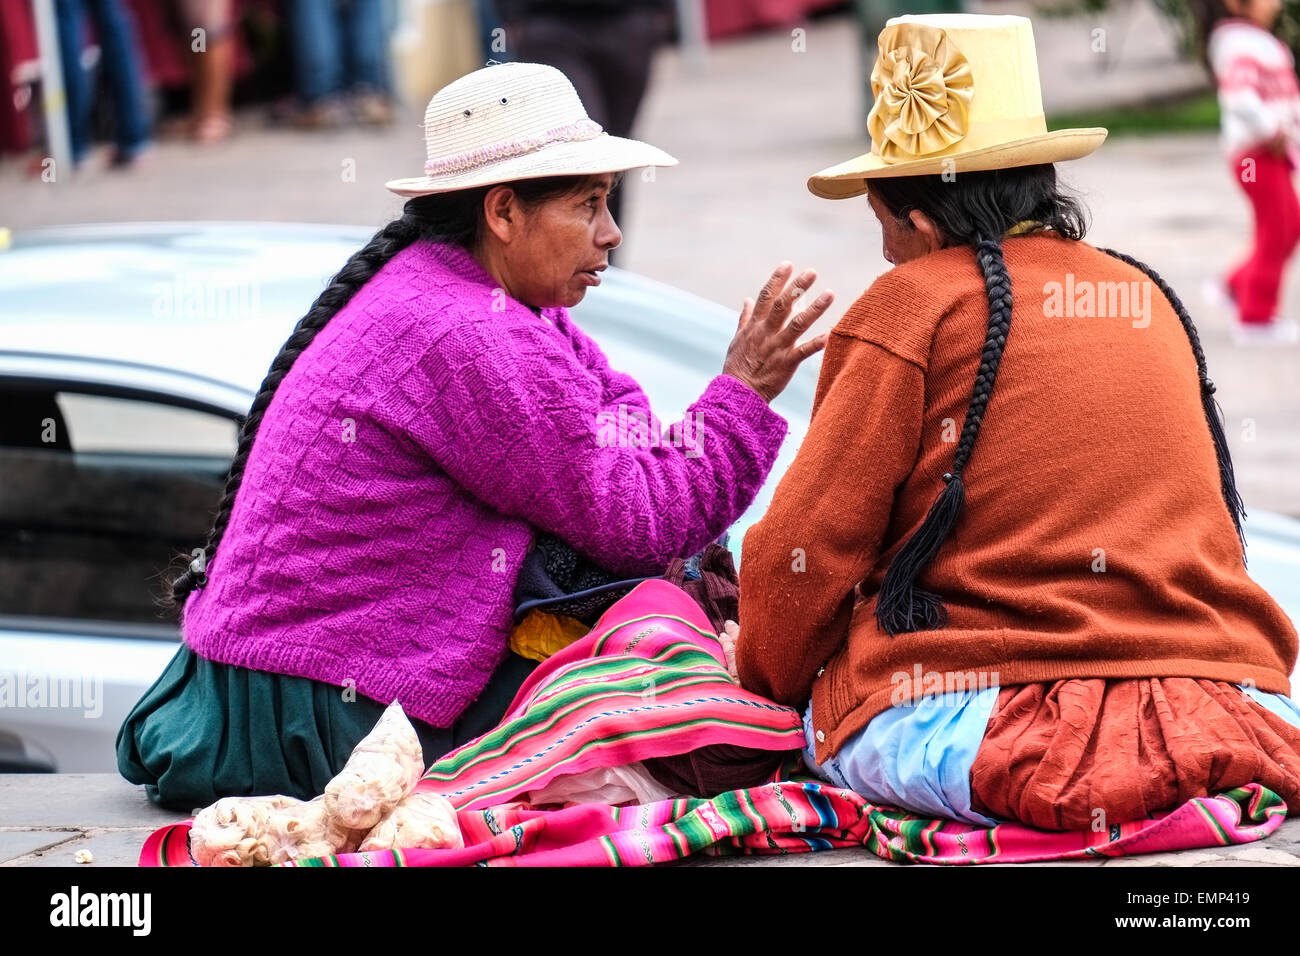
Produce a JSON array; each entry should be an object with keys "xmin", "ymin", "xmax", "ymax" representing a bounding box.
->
[{"xmin": 117, "ymin": 62, "xmax": 831, "ymax": 808}]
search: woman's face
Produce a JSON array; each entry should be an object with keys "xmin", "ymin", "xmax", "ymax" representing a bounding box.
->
[
  {"xmin": 866, "ymin": 184, "xmax": 934, "ymax": 266},
  {"xmin": 494, "ymin": 175, "xmax": 622, "ymax": 309}
]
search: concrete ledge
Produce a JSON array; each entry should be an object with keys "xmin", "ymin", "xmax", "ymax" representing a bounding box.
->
[{"xmin": 3, "ymin": 774, "xmax": 1298, "ymax": 867}]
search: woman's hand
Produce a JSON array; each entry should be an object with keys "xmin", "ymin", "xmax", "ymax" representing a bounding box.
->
[
  {"xmin": 718, "ymin": 619, "xmax": 741, "ymax": 682},
  {"xmin": 722, "ymin": 263, "xmax": 834, "ymax": 403}
]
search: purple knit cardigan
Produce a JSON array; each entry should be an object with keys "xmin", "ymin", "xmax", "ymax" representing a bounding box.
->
[{"xmin": 182, "ymin": 239, "xmax": 789, "ymax": 727}]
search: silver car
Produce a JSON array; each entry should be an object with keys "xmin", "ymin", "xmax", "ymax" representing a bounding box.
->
[{"xmin": 0, "ymin": 222, "xmax": 1296, "ymax": 772}]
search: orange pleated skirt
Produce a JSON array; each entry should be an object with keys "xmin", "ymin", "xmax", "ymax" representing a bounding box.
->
[{"xmin": 969, "ymin": 678, "xmax": 1300, "ymax": 831}]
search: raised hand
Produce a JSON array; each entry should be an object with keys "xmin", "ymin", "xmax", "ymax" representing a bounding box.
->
[{"xmin": 722, "ymin": 262, "xmax": 834, "ymax": 403}]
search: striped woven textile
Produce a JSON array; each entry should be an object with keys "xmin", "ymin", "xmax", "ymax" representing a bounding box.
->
[
  {"xmin": 137, "ymin": 580, "xmax": 1290, "ymax": 867},
  {"xmin": 141, "ymin": 780, "xmax": 1286, "ymax": 867},
  {"xmin": 421, "ymin": 578, "xmax": 804, "ymax": 812}
]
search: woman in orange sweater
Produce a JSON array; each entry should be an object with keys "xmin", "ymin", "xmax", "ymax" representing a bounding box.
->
[{"xmin": 734, "ymin": 14, "xmax": 1300, "ymax": 830}]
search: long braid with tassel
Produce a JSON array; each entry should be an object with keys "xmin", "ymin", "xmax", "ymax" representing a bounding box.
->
[
  {"xmin": 1099, "ymin": 248, "xmax": 1247, "ymax": 560},
  {"xmin": 875, "ymin": 236, "xmax": 1014, "ymax": 636}
]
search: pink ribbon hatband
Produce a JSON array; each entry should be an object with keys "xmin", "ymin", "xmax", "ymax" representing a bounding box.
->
[{"xmin": 424, "ymin": 119, "xmax": 605, "ymax": 176}]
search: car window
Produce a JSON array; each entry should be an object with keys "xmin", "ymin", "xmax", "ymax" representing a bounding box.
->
[
  {"xmin": 55, "ymin": 392, "xmax": 237, "ymax": 456},
  {"xmin": 0, "ymin": 385, "xmax": 236, "ymax": 626}
]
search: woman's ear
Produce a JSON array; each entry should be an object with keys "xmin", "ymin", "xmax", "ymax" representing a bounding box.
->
[
  {"xmin": 482, "ymin": 185, "xmax": 520, "ymax": 244},
  {"xmin": 908, "ymin": 208, "xmax": 946, "ymax": 253}
]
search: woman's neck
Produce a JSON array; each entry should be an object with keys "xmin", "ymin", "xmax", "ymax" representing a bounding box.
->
[{"xmin": 467, "ymin": 239, "xmax": 546, "ymax": 318}]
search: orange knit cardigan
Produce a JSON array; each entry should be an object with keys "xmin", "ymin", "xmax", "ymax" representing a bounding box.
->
[{"xmin": 735, "ymin": 233, "xmax": 1298, "ymax": 766}]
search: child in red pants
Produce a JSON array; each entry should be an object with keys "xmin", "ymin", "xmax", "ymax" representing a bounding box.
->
[{"xmin": 1206, "ymin": 0, "xmax": 1300, "ymax": 344}]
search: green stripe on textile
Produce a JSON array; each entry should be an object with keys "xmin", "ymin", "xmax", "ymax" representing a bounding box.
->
[
  {"xmin": 159, "ymin": 825, "xmax": 177, "ymax": 866},
  {"xmin": 599, "ymin": 835, "xmax": 622, "ymax": 866},
  {"xmin": 424, "ymin": 668, "xmax": 742, "ymax": 777},
  {"xmin": 1190, "ymin": 798, "xmax": 1233, "ymax": 846},
  {"xmin": 429, "ymin": 699, "xmax": 782, "ymax": 782},
  {"xmin": 424, "ymin": 683, "xmax": 791, "ymax": 783},
  {"xmin": 674, "ymin": 815, "xmax": 712, "ymax": 852},
  {"xmin": 664, "ymin": 820, "xmax": 688, "ymax": 857},
  {"xmin": 897, "ymin": 816, "xmax": 930, "ymax": 854},
  {"xmin": 735, "ymin": 787, "xmax": 769, "ymax": 836},
  {"xmin": 432, "ymin": 716, "xmax": 792, "ymax": 805},
  {"xmin": 920, "ymin": 819, "xmax": 940, "ymax": 857}
]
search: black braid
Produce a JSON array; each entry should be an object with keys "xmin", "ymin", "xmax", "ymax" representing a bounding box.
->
[
  {"xmin": 165, "ymin": 215, "xmax": 424, "ymax": 607},
  {"xmin": 875, "ymin": 236, "xmax": 1013, "ymax": 636},
  {"xmin": 1099, "ymin": 247, "xmax": 1247, "ymax": 558}
]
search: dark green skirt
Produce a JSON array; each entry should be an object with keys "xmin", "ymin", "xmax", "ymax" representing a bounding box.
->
[{"xmin": 115, "ymin": 643, "xmax": 537, "ymax": 812}]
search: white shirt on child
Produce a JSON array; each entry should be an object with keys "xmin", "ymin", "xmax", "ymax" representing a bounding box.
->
[{"xmin": 1209, "ymin": 18, "xmax": 1300, "ymax": 163}]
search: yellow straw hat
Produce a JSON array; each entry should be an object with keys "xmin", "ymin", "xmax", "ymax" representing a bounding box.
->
[{"xmin": 808, "ymin": 13, "xmax": 1107, "ymax": 199}]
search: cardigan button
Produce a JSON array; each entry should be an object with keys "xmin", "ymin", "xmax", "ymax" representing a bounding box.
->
[
  {"xmin": 816, "ymin": 666, "xmax": 825, "ymax": 677},
  {"xmin": 815, "ymin": 730, "xmax": 826, "ymax": 744}
]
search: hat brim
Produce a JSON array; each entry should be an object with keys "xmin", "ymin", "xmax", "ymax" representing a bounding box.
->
[
  {"xmin": 807, "ymin": 127, "xmax": 1108, "ymax": 199},
  {"xmin": 385, "ymin": 133, "xmax": 678, "ymax": 198}
]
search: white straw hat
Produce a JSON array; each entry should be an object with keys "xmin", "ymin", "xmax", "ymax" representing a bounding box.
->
[{"xmin": 386, "ymin": 62, "xmax": 678, "ymax": 198}]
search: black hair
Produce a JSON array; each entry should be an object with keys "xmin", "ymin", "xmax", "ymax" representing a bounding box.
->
[
  {"xmin": 869, "ymin": 164, "xmax": 1088, "ymax": 246},
  {"xmin": 165, "ymin": 172, "xmax": 617, "ymax": 611},
  {"xmin": 1190, "ymin": 0, "xmax": 1245, "ymax": 70},
  {"xmin": 867, "ymin": 165, "xmax": 1244, "ymax": 637}
]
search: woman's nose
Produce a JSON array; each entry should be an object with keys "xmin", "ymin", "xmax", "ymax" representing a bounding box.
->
[{"xmin": 598, "ymin": 207, "xmax": 622, "ymax": 250}]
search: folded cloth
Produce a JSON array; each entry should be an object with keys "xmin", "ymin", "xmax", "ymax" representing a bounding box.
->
[
  {"xmin": 522, "ymin": 761, "xmax": 681, "ymax": 808},
  {"xmin": 970, "ymin": 677, "xmax": 1300, "ymax": 830},
  {"xmin": 425, "ymin": 578, "xmax": 804, "ymax": 810},
  {"xmin": 512, "ymin": 530, "xmax": 651, "ymax": 626},
  {"xmin": 508, "ymin": 609, "xmax": 590, "ymax": 662},
  {"xmin": 662, "ymin": 540, "xmax": 739, "ymax": 633}
]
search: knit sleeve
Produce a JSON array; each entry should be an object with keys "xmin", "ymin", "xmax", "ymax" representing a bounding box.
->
[
  {"xmin": 736, "ymin": 330, "xmax": 924, "ymax": 707},
  {"xmin": 556, "ymin": 309, "xmax": 655, "ymax": 418},
  {"xmin": 401, "ymin": 317, "xmax": 789, "ymax": 576}
]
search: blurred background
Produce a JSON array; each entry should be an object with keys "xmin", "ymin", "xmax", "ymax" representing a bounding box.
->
[{"xmin": 0, "ymin": 0, "xmax": 1297, "ymax": 513}]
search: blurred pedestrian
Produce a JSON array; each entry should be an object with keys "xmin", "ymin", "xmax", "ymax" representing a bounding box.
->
[
  {"xmin": 286, "ymin": 0, "xmax": 395, "ymax": 129},
  {"xmin": 180, "ymin": 0, "xmax": 235, "ymax": 144},
  {"xmin": 1199, "ymin": 0, "xmax": 1300, "ymax": 344},
  {"xmin": 497, "ymin": 0, "xmax": 674, "ymax": 243},
  {"xmin": 55, "ymin": 0, "xmax": 154, "ymax": 169}
]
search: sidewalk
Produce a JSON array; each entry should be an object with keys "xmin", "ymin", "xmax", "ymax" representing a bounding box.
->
[{"xmin": 5, "ymin": 773, "xmax": 1299, "ymax": 866}]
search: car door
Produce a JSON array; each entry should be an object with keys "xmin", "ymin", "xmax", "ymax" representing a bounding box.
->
[{"xmin": 0, "ymin": 376, "xmax": 238, "ymax": 772}]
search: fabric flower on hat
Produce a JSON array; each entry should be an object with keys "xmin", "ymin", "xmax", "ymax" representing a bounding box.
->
[{"xmin": 867, "ymin": 23, "xmax": 974, "ymax": 163}]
